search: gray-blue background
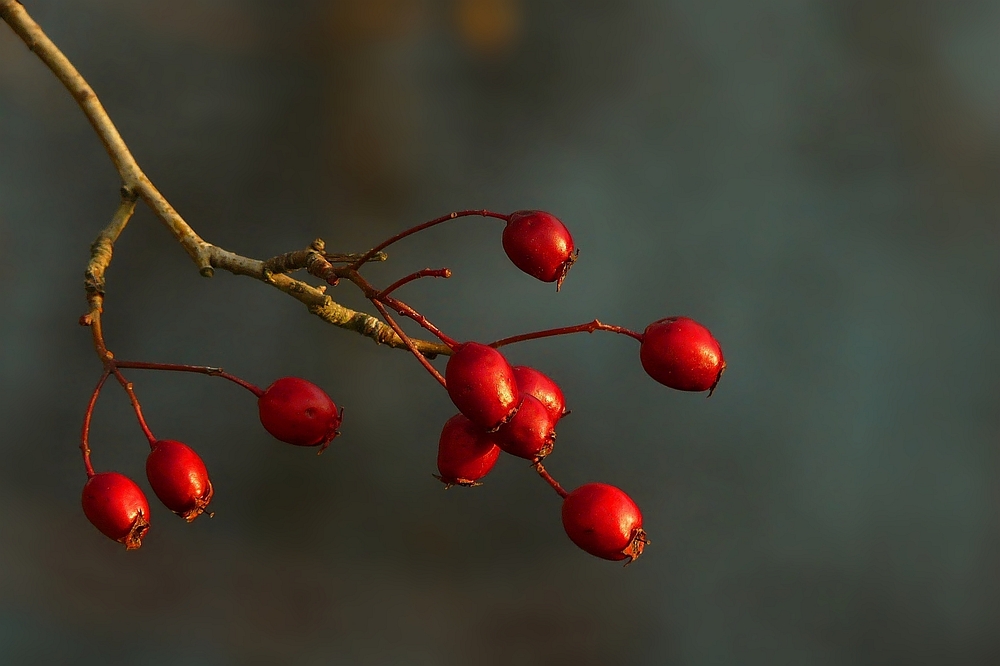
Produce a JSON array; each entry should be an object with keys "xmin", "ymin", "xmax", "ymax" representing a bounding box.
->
[{"xmin": 1, "ymin": 1, "xmax": 998, "ymax": 664}]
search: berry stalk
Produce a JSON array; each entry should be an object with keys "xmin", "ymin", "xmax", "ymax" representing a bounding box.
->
[
  {"xmin": 114, "ymin": 361, "xmax": 264, "ymax": 397},
  {"xmin": 532, "ymin": 460, "xmax": 569, "ymax": 498},
  {"xmin": 350, "ymin": 209, "xmax": 509, "ymax": 269},
  {"xmin": 489, "ymin": 319, "xmax": 643, "ymax": 349},
  {"xmin": 377, "ymin": 268, "xmax": 452, "ymax": 299},
  {"xmin": 110, "ymin": 368, "xmax": 157, "ymax": 446},
  {"xmin": 330, "ymin": 267, "xmax": 459, "ymax": 350},
  {"xmin": 380, "ymin": 293, "xmax": 460, "ymax": 350},
  {"xmin": 370, "ymin": 299, "xmax": 448, "ymax": 388},
  {"xmin": 80, "ymin": 371, "xmax": 111, "ymax": 478}
]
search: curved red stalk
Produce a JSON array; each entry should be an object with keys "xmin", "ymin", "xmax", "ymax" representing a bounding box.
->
[
  {"xmin": 370, "ymin": 299, "xmax": 448, "ymax": 388},
  {"xmin": 489, "ymin": 319, "xmax": 643, "ymax": 348},
  {"xmin": 378, "ymin": 268, "xmax": 452, "ymax": 299},
  {"xmin": 533, "ymin": 460, "xmax": 569, "ymax": 498},
  {"xmin": 350, "ymin": 209, "xmax": 509, "ymax": 269},
  {"xmin": 80, "ymin": 370, "xmax": 111, "ymax": 478},
  {"xmin": 114, "ymin": 360, "xmax": 264, "ymax": 397},
  {"xmin": 110, "ymin": 369, "xmax": 156, "ymax": 446},
  {"xmin": 380, "ymin": 294, "xmax": 460, "ymax": 350}
]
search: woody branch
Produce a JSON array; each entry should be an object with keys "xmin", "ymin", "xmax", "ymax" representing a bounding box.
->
[{"xmin": 0, "ymin": 0, "xmax": 452, "ymax": 360}]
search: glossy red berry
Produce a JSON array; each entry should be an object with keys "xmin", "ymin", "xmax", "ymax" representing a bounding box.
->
[
  {"xmin": 258, "ymin": 377, "xmax": 342, "ymax": 451},
  {"xmin": 512, "ymin": 365, "xmax": 567, "ymax": 422},
  {"xmin": 640, "ymin": 316, "xmax": 725, "ymax": 393},
  {"xmin": 495, "ymin": 395, "xmax": 557, "ymax": 460},
  {"xmin": 81, "ymin": 472, "xmax": 150, "ymax": 550},
  {"xmin": 561, "ymin": 482, "xmax": 646, "ymax": 563},
  {"xmin": 435, "ymin": 414, "xmax": 502, "ymax": 487},
  {"xmin": 445, "ymin": 342, "xmax": 520, "ymax": 430},
  {"xmin": 146, "ymin": 440, "xmax": 214, "ymax": 522},
  {"xmin": 502, "ymin": 210, "xmax": 577, "ymax": 289}
]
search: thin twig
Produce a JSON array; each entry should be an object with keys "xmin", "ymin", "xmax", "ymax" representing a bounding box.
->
[
  {"xmin": 0, "ymin": 1, "xmax": 211, "ymax": 271},
  {"xmin": 83, "ymin": 188, "xmax": 137, "ymax": 316}
]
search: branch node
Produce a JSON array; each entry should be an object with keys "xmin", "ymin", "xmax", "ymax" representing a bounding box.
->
[{"xmin": 195, "ymin": 244, "xmax": 214, "ymax": 277}]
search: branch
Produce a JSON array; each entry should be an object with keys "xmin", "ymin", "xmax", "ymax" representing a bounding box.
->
[
  {"xmin": 83, "ymin": 188, "xmax": 137, "ymax": 317},
  {"xmin": 1, "ymin": 0, "xmax": 452, "ymax": 359},
  {"xmin": 208, "ymin": 243, "xmax": 452, "ymax": 357}
]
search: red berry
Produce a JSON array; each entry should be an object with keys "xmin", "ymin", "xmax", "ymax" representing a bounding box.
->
[
  {"xmin": 445, "ymin": 342, "xmax": 520, "ymax": 430},
  {"xmin": 502, "ymin": 210, "xmax": 577, "ymax": 290},
  {"xmin": 495, "ymin": 395, "xmax": 557, "ymax": 460},
  {"xmin": 258, "ymin": 377, "xmax": 342, "ymax": 451},
  {"xmin": 146, "ymin": 440, "xmax": 214, "ymax": 522},
  {"xmin": 81, "ymin": 472, "xmax": 150, "ymax": 550},
  {"xmin": 639, "ymin": 316, "xmax": 725, "ymax": 393},
  {"xmin": 435, "ymin": 414, "xmax": 502, "ymax": 487},
  {"xmin": 561, "ymin": 483, "xmax": 646, "ymax": 563},
  {"xmin": 512, "ymin": 365, "xmax": 567, "ymax": 422}
]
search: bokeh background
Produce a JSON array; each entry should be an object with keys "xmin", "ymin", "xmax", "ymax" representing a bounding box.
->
[{"xmin": 1, "ymin": 0, "xmax": 999, "ymax": 664}]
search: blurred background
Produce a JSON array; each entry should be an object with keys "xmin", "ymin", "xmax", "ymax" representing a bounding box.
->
[{"xmin": 1, "ymin": 0, "xmax": 998, "ymax": 664}]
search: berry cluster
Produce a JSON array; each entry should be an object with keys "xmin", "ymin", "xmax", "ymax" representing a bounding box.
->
[
  {"xmin": 79, "ymin": 210, "xmax": 724, "ymax": 564},
  {"xmin": 80, "ymin": 370, "xmax": 341, "ymax": 549}
]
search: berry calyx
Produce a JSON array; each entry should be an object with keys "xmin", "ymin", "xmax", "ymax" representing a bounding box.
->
[
  {"xmin": 258, "ymin": 377, "xmax": 342, "ymax": 451},
  {"xmin": 512, "ymin": 365, "xmax": 567, "ymax": 422},
  {"xmin": 445, "ymin": 342, "xmax": 520, "ymax": 430},
  {"xmin": 495, "ymin": 395, "xmax": 557, "ymax": 460},
  {"xmin": 146, "ymin": 440, "xmax": 214, "ymax": 522},
  {"xmin": 502, "ymin": 210, "xmax": 577, "ymax": 290},
  {"xmin": 561, "ymin": 482, "xmax": 646, "ymax": 563},
  {"xmin": 81, "ymin": 472, "xmax": 150, "ymax": 550},
  {"xmin": 639, "ymin": 316, "xmax": 725, "ymax": 393},
  {"xmin": 435, "ymin": 414, "xmax": 502, "ymax": 487}
]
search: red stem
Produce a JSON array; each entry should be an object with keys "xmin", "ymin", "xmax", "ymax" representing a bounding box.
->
[
  {"xmin": 336, "ymin": 267, "xmax": 460, "ymax": 350},
  {"xmin": 114, "ymin": 360, "xmax": 264, "ymax": 397},
  {"xmin": 380, "ymin": 294, "xmax": 460, "ymax": 349},
  {"xmin": 378, "ymin": 268, "xmax": 452, "ymax": 299},
  {"xmin": 489, "ymin": 319, "xmax": 643, "ymax": 348},
  {"xmin": 351, "ymin": 209, "xmax": 509, "ymax": 269},
  {"xmin": 533, "ymin": 461, "xmax": 569, "ymax": 498},
  {"xmin": 110, "ymin": 368, "xmax": 157, "ymax": 446},
  {"xmin": 81, "ymin": 370, "xmax": 111, "ymax": 477},
  {"xmin": 370, "ymin": 299, "xmax": 448, "ymax": 388}
]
